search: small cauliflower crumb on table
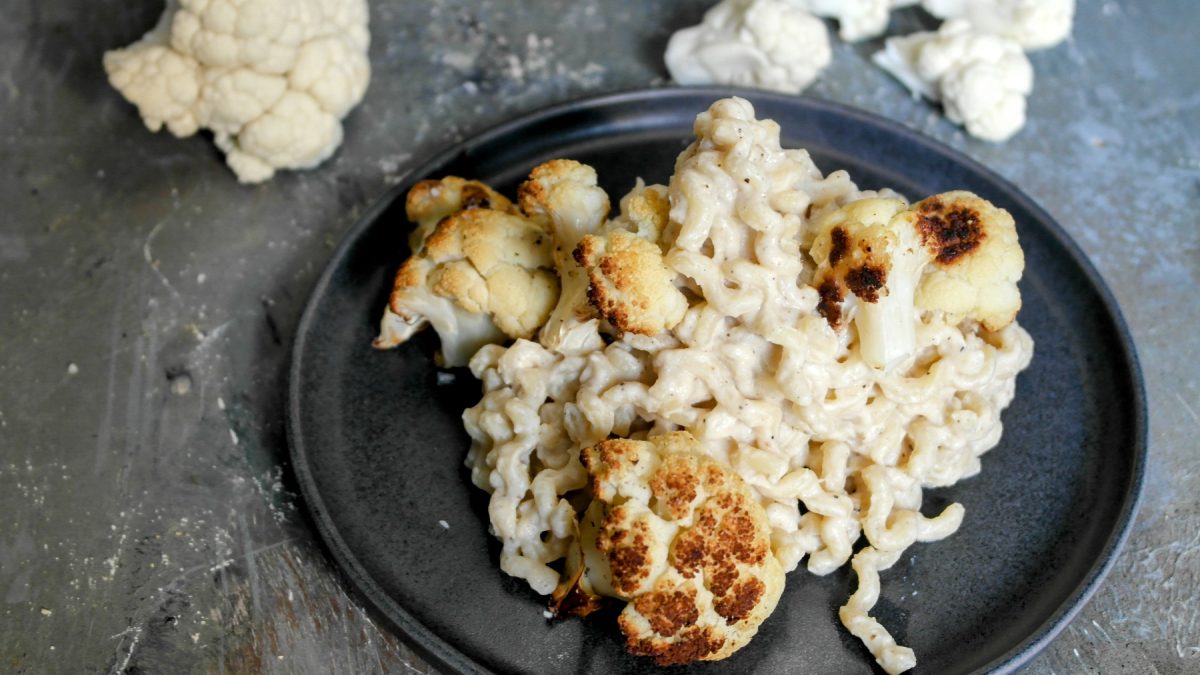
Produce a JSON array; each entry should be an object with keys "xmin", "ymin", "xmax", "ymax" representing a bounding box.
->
[{"xmin": 0, "ymin": 2, "xmax": 1195, "ymax": 675}]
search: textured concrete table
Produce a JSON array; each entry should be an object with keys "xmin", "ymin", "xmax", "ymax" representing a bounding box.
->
[{"xmin": 1, "ymin": 1, "xmax": 1195, "ymax": 673}]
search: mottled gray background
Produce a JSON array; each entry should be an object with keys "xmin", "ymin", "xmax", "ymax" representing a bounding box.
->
[{"xmin": 1, "ymin": 0, "xmax": 1196, "ymax": 673}]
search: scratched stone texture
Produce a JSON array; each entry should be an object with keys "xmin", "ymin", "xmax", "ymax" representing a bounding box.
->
[{"xmin": 0, "ymin": 0, "xmax": 1196, "ymax": 673}]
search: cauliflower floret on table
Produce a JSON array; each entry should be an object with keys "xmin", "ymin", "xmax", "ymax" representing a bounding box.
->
[
  {"xmin": 103, "ymin": 0, "xmax": 370, "ymax": 183},
  {"xmin": 607, "ymin": 180, "xmax": 671, "ymax": 243},
  {"xmin": 873, "ymin": 19, "xmax": 1033, "ymax": 142},
  {"xmin": 664, "ymin": 0, "xmax": 832, "ymax": 94},
  {"xmin": 373, "ymin": 207, "xmax": 558, "ymax": 367},
  {"xmin": 922, "ymin": 0, "xmax": 1075, "ymax": 51},
  {"xmin": 518, "ymin": 160, "xmax": 612, "ymax": 354},
  {"xmin": 810, "ymin": 190, "xmax": 1024, "ymax": 370},
  {"xmin": 789, "ymin": 0, "xmax": 920, "ymax": 42},
  {"xmin": 553, "ymin": 432, "xmax": 785, "ymax": 666}
]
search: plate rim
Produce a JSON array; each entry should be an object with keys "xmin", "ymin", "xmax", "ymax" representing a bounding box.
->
[{"xmin": 286, "ymin": 86, "xmax": 1148, "ymax": 675}]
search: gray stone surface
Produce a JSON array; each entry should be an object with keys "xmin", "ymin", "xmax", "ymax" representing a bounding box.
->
[{"xmin": 0, "ymin": 0, "xmax": 1195, "ymax": 673}]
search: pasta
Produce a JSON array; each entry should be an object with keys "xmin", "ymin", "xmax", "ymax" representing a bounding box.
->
[{"xmin": 452, "ymin": 97, "xmax": 1035, "ymax": 672}]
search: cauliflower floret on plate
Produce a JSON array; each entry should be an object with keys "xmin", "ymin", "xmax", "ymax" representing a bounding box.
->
[
  {"xmin": 103, "ymin": 0, "xmax": 370, "ymax": 183},
  {"xmin": 518, "ymin": 160, "xmax": 613, "ymax": 354},
  {"xmin": 910, "ymin": 191, "xmax": 1025, "ymax": 330},
  {"xmin": 373, "ymin": 207, "xmax": 558, "ymax": 367},
  {"xmin": 554, "ymin": 432, "xmax": 785, "ymax": 666},
  {"xmin": 810, "ymin": 190, "xmax": 1024, "ymax": 370},
  {"xmin": 573, "ymin": 230, "xmax": 688, "ymax": 337},
  {"xmin": 405, "ymin": 176, "xmax": 516, "ymax": 252}
]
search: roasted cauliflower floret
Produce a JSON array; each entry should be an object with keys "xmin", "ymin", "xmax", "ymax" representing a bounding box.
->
[
  {"xmin": 608, "ymin": 180, "xmax": 671, "ymax": 243},
  {"xmin": 574, "ymin": 231, "xmax": 688, "ymax": 337},
  {"xmin": 911, "ymin": 191, "xmax": 1025, "ymax": 330},
  {"xmin": 555, "ymin": 432, "xmax": 785, "ymax": 666},
  {"xmin": 922, "ymin": 0, "xmax": 1075, "ymax": 51},
  {"xmin": 404, "ymin": 176, "xmax": 515, "ymax": 252},
  {"xmin": 518, "ymin": 160, "xmax": 612, "ymax": 353},
  {"xmin": 373, "ymin": 207, "xmax": 558, "ymax": 366},
  {"xmin": 873, "ymin": 19, "xmax": 1033, "ymax": 142},
  {"xmin": 811, "ymin": 191, "xmax": 1024, "ymax": 369}
]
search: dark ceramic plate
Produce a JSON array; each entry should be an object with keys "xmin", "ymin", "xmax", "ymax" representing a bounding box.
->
[{"xmin": 287, "ymin": 88, "xmax": 1146, "ymax": 674}]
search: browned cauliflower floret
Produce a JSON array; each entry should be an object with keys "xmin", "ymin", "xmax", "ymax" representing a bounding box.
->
[
  {"xmin": 405, "ymin": 176, "xmax": 515, "ymax": 252},
  {"xmin": 810, "ymin": 190, "xmax": 1024, "ymax": 370},
  {"xmin": 554, "ymin": 432, "xmax": 785, "ymax": 666},
  {"xmin": 516, "ymin": 160, "xmax": 612, "ymax": 353},
  {"xmin": 373, "ymin": 207, "xmax": 558, "ymax": 366},
  {"xmin": 910, "ymin": 191, "xmax": 1025, "ymax": 331},
  {"xmin": 608, "ymin": 180, "xmax": 671, "ymax": 242},
  {"xmin": 574, "ymin": 230, "xmax": 687, "ymax": 336}
]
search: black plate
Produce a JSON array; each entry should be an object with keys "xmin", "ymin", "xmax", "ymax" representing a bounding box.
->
[{"xmin": 287, "ymin": 88, "xmax": 1146, "ymax": 674}]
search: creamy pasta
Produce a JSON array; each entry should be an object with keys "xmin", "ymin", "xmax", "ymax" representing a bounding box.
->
[{"xmin": 459, "ymin": 97, "xmax": 1033, "ymax": 673}]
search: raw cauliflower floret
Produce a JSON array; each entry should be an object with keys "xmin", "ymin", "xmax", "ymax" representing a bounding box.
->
[
  {"xmin": 405, "ymin": 177, "xmax": 516, "ymax": 252},
  {"xmin": 664, "ymin": 0, "xmax": 832, "ymax": 94},
  {"xmin": 574, "ymin": 231, "xmax": 688, "ymax": 337},
  {"xmin": 810, "ymin": 191, "xmax": 1024, "ymax": 369},
  {"xmin": 518, "ymin": 160, "xmax": 612, "ymax": 354},
  {"xmin": 789, "ymin": 0, "xmax": 920, "ymax": 42},
  {"xmin": 922, "ymin": 0, "xmax": 1075, "ymax": 51},
  {"xmin": 373, "ymin": 207, "xmax": 558, "ymax": 367},
  {"xmin": 104, "ymin": 0, "xmax": 370, "ymax": 183},
  {"xmin": 553, "ymin": 433, "xmax": 785, "ymax": 666},
  {"xmin": 873, "ymin": 19, "xmax": 1032, "ymax": 142}
]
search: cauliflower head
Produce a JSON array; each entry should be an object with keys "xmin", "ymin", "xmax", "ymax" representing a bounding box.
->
[
  {"xmin": 554, "ymin": 432, "xmax": 785, "ymax": 666},
  {"xmin": 518, "ymin": 160, "xmax": 612, "ymax": 354},
  {"xmin": 574, "ymin": 230, "xmax": 688, "ymax": 337},
  {"xmin": 664, "ymin": 0, "xmax": 832, "ymax": 94},
  {"xmin": 405, "ymin": 176, "xmax": 516, "ymax": 252},
  {"xmin": 873, "ymin": 19, "xmax": 1032, "ymax": 142},
  {"xmin": 104, "ymin": 0, "xmax": 370, "ymax": 183},
  {"xmin": 810, "ymin": 191, "xmax": 1023, "ymax": 369},
  {"xmin": 374, "ymin": 207, "xmax": 558, "ymax": 367},
  {"xmin": 922, "ymin": 0, "xmax": 1075, "ymax": 51}
]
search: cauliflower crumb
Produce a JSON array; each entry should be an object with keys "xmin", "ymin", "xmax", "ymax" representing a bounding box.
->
[
  {"xmin": 664, "ymin": 0, "xmax": 832, "ymax": 94},
  {"xmin": 104, "ymin": 0, "xmax": 371, "ymax": 183}
]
